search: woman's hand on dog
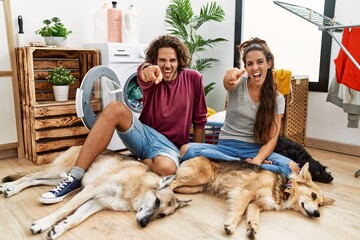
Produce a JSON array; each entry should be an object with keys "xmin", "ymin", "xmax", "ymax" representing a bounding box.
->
[{"xmin": 245, "ymin": 158, "xmax": 272, "ymax": 165}]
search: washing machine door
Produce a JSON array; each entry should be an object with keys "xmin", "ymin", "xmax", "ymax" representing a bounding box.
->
[{"xmin": 76, "ymin": 65, "xmax": 123, "ymax": 130}]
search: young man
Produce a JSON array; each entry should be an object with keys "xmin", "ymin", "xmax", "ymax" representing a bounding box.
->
[{"xmin": 39, "ymin": 35, "xmax": 208, "ymax": 204}]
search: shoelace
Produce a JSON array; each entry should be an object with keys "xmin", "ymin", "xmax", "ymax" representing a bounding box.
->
[{"xmin": 51, "ymin": 172, "xmax": 74, "ymax": 194}]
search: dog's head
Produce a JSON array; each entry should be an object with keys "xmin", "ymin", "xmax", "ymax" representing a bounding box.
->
[
  {"xmin": 287, "ymin": 163, "xmax": 335, "ymax": 218},
  {"xmin": 136, "ymin": 175, "xmax": 191, "ymax": 227},
  {"xmin": 308, "ymin": 158, "xmax": 334, "ymax": 183}
]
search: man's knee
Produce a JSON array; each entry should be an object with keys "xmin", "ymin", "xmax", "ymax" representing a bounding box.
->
[
  {"xmin": 101, "ymin": 101, "xmax": 132, "ymax": 128},
  {"xmin": 153, "ymin": 157, "xmax": 177, "ymax": 176}
]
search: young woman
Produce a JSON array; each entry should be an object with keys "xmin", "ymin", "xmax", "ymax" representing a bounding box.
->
[{"xmin": 181, "ymin": 37, "xmax": 299, "ymax": 177}]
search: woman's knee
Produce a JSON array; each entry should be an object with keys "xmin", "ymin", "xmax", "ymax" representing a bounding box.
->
[
  {"xmin": 180, "ymin": 143, "xmax": 190, "ymax": 158},
  {"xmin": 288, "ymin": 161, "xmax": 300, "ymax": 173}
]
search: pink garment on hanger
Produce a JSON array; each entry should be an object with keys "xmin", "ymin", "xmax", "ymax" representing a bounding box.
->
[{"xmin": 334, "ymin": 27, "xmax": 360, "ymax": 91}]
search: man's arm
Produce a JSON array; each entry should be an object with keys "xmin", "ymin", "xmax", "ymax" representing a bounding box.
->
[{"xmin": 192, "ymin": 127, "xmax": 205, "ymax": 143}]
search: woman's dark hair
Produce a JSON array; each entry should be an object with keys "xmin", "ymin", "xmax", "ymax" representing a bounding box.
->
[
  {"xmin": 238, "ymin": 37, "xmax": 279, "ymax": 144},
  {"xmin": 145, "ymin": 35, "xmax": 190, "ymax": 72}
]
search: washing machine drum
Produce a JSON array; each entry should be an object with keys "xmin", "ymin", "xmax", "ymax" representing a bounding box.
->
[{"xmin": 76, "ymin": 66, "xmax": 124, "ymax": 130}]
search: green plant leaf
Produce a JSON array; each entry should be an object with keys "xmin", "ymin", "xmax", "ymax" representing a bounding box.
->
[
  {"xmin": 194, "ymin": 2, "xmax": 225, "ymax": 30},
  {"xmin": 35, "ymin": 17, "xmax": 72, "ymax": 38},
  {"xmin": 165, "ymin": 0, "xmax": 228, "ymax": 97},
  {"xmin": 192, "ymin": 58, "xmax": 219, "ymax": 73},
  {"xmin": 47, "ymin": 67, "xmax": 75, "ymax": 86},
  {"xmin": 204, "ymin": 82, "xmax": 216, "ymax": 96}
]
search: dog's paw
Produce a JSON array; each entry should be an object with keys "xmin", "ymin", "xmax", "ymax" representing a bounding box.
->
[
  {"xmin": 246, "ymin": 226, "xmax": 257, "ymax": 240},
  {"xmin": 30, "ymin": 218, "xmax": 53, "ymax": 235},
  {"xmin": 47, "ymin": 221, "xmax": 67, "ymax": 240},
  {"xmin": 224, "ymin": 223, "xmax": 236, "ymax": 235},
  {"xmin": 0, "ymin": 183, "xmax": 18, "ymax": 197},
  {"xmin": 0, "ymin": 183, "xmax": 7, "ymax": 194}
]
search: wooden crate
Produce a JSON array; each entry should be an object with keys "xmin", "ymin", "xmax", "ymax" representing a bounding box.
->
[
  {"xmin": 281, "ymin": 78, "xmax": 309, "ymax": 146},
  {"xmin": 15, "ymin": 47, "xmax": 101, "ymax": 164},
  {"xmin": 16, "ymin": 47, "xmax": 100, "ymax": 106}
]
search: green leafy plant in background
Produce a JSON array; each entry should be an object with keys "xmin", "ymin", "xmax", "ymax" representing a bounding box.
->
[
  {"xmin": 47, "ymin": 67, "xmax": 75, "ymax": 86},
  {"xmin": 35, "ymin": 17, "xmax": 72, "ymax": 38},
  {"xmin": 165, "ymin": 0, "xmax": 227, "ymax": 96}
]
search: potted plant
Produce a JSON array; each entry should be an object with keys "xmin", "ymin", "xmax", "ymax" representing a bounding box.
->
[
  {"xmin": 47, "ymin": 67, "xmax": 75, "ymax": 101},
  {"xmin": 35, "ymin": 17, "xmax": 72, "ymax": 47},
  {"xmin": 165, "ymin": 0, "xmax": 228, "ymax": 96}
]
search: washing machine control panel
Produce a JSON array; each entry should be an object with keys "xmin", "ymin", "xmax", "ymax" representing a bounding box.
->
[{"xmin": 84, "ymin": 43, "xmax": 147, "ymax": 64}]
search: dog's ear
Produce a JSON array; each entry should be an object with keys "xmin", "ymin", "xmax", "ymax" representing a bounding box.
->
[
  {"xmin": 299, "ymin": 162, "xmax": 312, "ymax": 182},
  {"xmin": 321, "ymin": 195, "xmax": 335, "ymax": 206},
  {"xmin": 158, "ymin": 175, "xmax": 176, "ymax": 189},
  {"xmin": 176, "ymin": 198, "xmax": 192, "ymax": 209}
]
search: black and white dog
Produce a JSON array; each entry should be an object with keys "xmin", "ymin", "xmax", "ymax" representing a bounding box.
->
[{"xmin": 275, "ymin": 136, "xmax": 334, "ymax": 183}]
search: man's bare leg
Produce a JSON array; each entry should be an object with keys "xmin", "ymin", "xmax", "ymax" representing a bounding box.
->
[
  {"xmin": 39, "ymin": 101, "xmax": 133, "ymax": 204},
  {"xmin": 75, "ymin": 101, "xmax": 133, "ymax": 171}
]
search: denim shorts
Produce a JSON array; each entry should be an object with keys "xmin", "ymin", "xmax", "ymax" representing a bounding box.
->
[
  {"xmin": 116, "ymin": 114, "xmax": 180, "ymax": 167},
  {"xmin": 182, "ymin": 139, "xmax": 294, "ymax": 177}
]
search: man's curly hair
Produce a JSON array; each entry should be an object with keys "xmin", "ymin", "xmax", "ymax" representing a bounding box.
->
[{"xmin": 145, "ymin": 35, "xmax": 191, "ymax": 72}]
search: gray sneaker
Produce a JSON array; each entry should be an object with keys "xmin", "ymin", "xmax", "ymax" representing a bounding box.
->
[{"xmin": 39, "ymin": 172, "xmax": 81, "ymax": 204}]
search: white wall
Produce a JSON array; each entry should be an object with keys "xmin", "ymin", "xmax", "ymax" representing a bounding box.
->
[
  {"xmin": 9, "ymin": 0, "xmax": 234, "ymax": 114},
  {"xmin": 9, "ymin": 0, "xmax": 359, "ymax": 147},
  {"xmin": 306, "ymin": 0, "xmax": 360, "ymax": 146}
]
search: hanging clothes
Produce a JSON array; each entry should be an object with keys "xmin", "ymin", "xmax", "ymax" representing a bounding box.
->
[
  {"xmin": 326, "ymin": 76, "xmax": 360, "ymax": 128},
  {"xmin": 274, "ymin": 69, "xmax": 292, "ymax": 96},
  {"xmin": 334, "ymin": 27, "xmax": 360, "ymax": 91}
]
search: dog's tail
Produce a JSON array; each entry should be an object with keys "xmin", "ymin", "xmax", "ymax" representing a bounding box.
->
[
  {"xmin": 1, "ymin": 163, "xmax": 55, "ymax": 183},
  {"xmin": 2, "ymin": 173, "xmax": 25, "ymax": 182}
]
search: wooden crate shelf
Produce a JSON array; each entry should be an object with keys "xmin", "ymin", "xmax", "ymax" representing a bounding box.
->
[
  {"xmin": 16, "ymin": 47, "xmax": 99, "ymax": 106},
  {"xmin": 15, "ymin": 47, "xmax": 100, "ymax": 164}
]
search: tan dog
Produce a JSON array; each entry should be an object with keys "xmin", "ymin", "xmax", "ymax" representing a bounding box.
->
[
  {"xmin": 0, "ymin": 146, "xmax": 190, "ymax": 240},
  {"xmin": 170, "ymin": 156, "xmax": 335, "ymax": 240}
]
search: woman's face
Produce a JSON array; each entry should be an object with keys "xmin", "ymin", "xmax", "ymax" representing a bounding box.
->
[
  {"xmin": 156, "ymin": 47, "xmax": 179, "ymax": 81},
  {"xmin": 244, "ymin": 50, "xmax": 271, "ymax": 87}
]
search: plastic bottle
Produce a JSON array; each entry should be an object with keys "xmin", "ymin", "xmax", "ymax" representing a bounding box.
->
[
  {"xmin": 107, "ymin": 1, "xmax": 122, "ymax": 42},
  {"xmin": 94, "ymin": 3, "xmax": 109, "ymax": 43},
  {"xmin": 124, "ymin": 4, "xmax": 140, "ymax": 43}
]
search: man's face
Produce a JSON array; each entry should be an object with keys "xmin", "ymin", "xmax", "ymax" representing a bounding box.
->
[{"xmin": 156, "ymin": 47, "xmax": 179, "ymax": 81}]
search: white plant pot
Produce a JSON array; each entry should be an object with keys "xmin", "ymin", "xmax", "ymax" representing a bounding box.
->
[
  {"xmin": 53, "ymin": 85, "xmax": 69, "ymax": 101},
  {"xmin": 44, "ymin": 36, "xmax": 67, "ymax": 47}
]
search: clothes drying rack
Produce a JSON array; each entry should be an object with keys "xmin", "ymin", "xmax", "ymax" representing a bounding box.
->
[
  {"xmin": 274, "ymin": 1, "xmax": 360, "ymax": 71},
  {"xmin": 274, "ymin": 1, "xmax": 360, "ymax": 178}
]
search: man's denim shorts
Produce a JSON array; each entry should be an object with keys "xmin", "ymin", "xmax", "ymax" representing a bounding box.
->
[{"xmin": 116, "ymin": 114, "xmax": 180, "ymax": 167}]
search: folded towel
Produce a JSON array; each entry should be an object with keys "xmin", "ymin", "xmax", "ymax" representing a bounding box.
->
[{"xmin": 274, "ymin": 69, "xmax": 292, "ymax": 95}]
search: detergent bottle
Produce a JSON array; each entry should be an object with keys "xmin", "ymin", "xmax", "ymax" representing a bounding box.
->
[
  {"xmin": 124, "ymin": 4, "xmax": 140, "ymax": 43},
  {"xmin": 107, "ymin": 1, "xmax": 122, "ymax": 42},
  {"xmin": 94, "ymin": 3, "xmax": 109, "ymax": 42}
]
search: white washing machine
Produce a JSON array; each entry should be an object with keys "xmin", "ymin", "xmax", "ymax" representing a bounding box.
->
[{"xmin": 77, "ymin": 43, "xmax": 147, "ymax": 150}]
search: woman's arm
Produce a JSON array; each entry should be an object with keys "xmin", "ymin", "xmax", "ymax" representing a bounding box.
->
[
  {"xmin": 249, "ymin": 114, "xmax": 283, "ymax": 165},
  {"xmin": 223, "ymin": 68, "xmax": 246, "ymax": 92}
]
